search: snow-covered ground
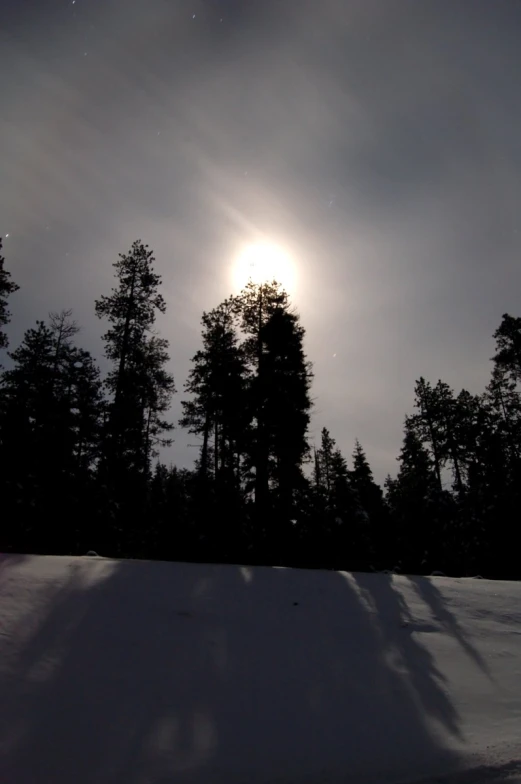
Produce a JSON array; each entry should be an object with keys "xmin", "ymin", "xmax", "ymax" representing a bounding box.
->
[{"xmin": 0, "ymin": 554, "xmax": 520, "ymax": 784}]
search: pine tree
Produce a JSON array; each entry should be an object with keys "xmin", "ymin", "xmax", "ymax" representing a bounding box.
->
[
  {"xmin": 180, "ymin": 300, "xmax": 249, "ymax": 560},
  {"xmin": 410, "ymin": 378, "xmax": 444, "ymax": 491},
  {"xmin": 0, "ymin": 321, "xmax": 56, "ymax": 538},
  {"xmin": 410, "ymin": 378, "xmax": 475, "ymax": 494},
  {"xmin": 0, "ymin": 238, "xmax": 19, "ymax": 353},
  {"xmin": 432, "ymin": 381, "xmax": 468, "ymax": 494},
  {"xmin": 234, "ymin": 282, "xmax": 312, "ymax": 512},
  {"xmin": 493, "ymin": 313, "xmax": 521, "ymax": 384},
  {"xmin": 472, "ymin": 328, "xmax": 521, "ymax": 577},
  {"xmin": 386, "ymin": 419, "xmax": 442, "ymax": 573},
  {"xmin": 310, "ymin": 428, "xmax": 360, "ymax": 568},
  {"xmin": 0, "ymin": 315, "xmax": 104, "ymax": 553},
  {"xmin": 135, "ymin": 335, "xmax": 176, "ymax": 475},
  {"xmin": 95, "ymin": 241, "xmax": 175, "ymax": 479},
  {"xmin": 181, "ymin": 299, "xmax": 248, "ymax": 489},
  {"xmin": 350, "ymin": 440, "xmax": 386, "ymax": 570},
  {"xmin": 261, "ymin": 305, "xmax": 313, "ymax": 522},
  {"xmin": 233, "ymin": 280, "xmax": 290, "ymax": 517},
  {"xmin": 314, "ymin": 427, "xmax": 335, "ymax": 496}
]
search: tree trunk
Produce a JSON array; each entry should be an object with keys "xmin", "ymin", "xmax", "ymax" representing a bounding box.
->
[
  {"xmin": 254, "ymin": 289, "xmax": 269, "ymax": 515},
  {"xmin": 114, "ymin": 268, "xmax": 137, "ymax": 408},
  {"xmin": 214, "ymin": 418, "xmax": 219, "ymax": 482},
  {"xmin": 421, "ymin": 401, "xmax": 443, "ymax": 491},
  {"xmin": 200, "ymin": 411, "xmax": 210, "ymax": 480}
]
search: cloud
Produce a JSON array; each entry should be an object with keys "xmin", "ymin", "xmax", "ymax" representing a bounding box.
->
[{"xmin": 2, "ymin": 0, "xmax": 521, "ymax": 479}]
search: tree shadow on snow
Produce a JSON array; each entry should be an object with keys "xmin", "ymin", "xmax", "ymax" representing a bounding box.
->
[
  {"xmin": 407, "ymin": 575, "xmax": 493, "ymax": 681},
  {"xmin": 352, "ymin": 573, "xmax": 462, "ymax": 740},
  {"xmin": 0, "ymin": 556, "xmax": 466, "ymax": 784}
]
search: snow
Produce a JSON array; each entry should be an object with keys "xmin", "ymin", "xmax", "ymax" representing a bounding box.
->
[{"xmin": 0, "ymin": 554, "xmax": 520, "ymax": 784}]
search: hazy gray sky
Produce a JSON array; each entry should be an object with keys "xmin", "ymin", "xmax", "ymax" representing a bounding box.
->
[{"xmin": 2, "ymin": 0, "xmax": 521, "ymax": 481}]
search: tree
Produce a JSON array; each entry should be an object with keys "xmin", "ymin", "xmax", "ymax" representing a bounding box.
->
[
  {"xmin": 0, "ymin": 237, "xmax": 19, "ymax": 353},
  {"xmin": 181, "ymin": 299, "xmax": 249, "ymax": 489},
  {"xmin": 140, "ymin": 463, "xmax": 195, "ymax": 560},
  {"xmin": 180, "ymin": 300, "xmax": 250, "ymax": 560},
  {"xmin": 386, "ymin": 419, "xmax": 443, "ymax": 573},
  {"xmin": 260, "ymin": 305, "xmax": 313, "ymax": 523},
  {"xmin": 350, "ymin": 440, "xmax": 386, "ymax": 569},
  {"xmin": 0, "ymin": 315, "xmax": 104, "ymax": 553},
  {"xmin": 233, "ymin": 281, "xmax": 313, "ymax": 530},
  {"xmin": 484, "ymin": 364, "xmax": 521, "ymax": 466},
  {"xmin": 233, "ymin": 280, "xmax": 290, "ymax": 517},
  {"xmin": 95, "ymin": 241, "xmax": 175, "ymax": 478},
  {"xmin": 410, "ymin": 378, "xmax": 474, "ymax": 494},
  {"xmin": 135, "ymin": 335, "xmax": 176, "ymax": 475},
  {"xmin": 493, "ymin": 313, "xmax": 521, "ymax": 384},
  {"xmin": 309, "ymin": 428, "xmax": 361, "ymax": 568},
  {"xmin": 314, "ymin": 427, "xmax": 336, "ymax": 496},
  {"xmin": 410, "ymin": 378, "xmax": 444, "ymax": 491}
]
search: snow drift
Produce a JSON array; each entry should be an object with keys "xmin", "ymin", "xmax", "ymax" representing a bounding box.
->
[{"xmin": 0, "ymin": 554, "xmax": 520, "ymax": 784}]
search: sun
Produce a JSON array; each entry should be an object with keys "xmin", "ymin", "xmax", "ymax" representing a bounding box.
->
[{"xmin": 232, "ymin": 242, "xmax": 297, "ymax": 294}]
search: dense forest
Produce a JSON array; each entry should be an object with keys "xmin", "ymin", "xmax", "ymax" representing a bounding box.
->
[{"xmin": 1, "ymin": 238, "xmax": 520, "ymax": 578}]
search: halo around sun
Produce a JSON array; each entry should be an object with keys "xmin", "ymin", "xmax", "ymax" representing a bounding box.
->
[{"xmin": 232, "ymin": 242, "xmax": 297, "ymax": 294}]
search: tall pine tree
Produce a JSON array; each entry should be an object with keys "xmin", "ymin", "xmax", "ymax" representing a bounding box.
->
[{"xmin": 95, "ymin": 241, "xmax": 175, "ymax": 479}]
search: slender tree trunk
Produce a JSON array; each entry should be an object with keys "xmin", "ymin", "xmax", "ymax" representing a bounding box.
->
[
  {"xmin": 449, "ymin": 441, "xmax": 464, "ymax": 493},
  {"xmin": 214, "ymin": 418, "xmax": 219, "ymax": 482},
  {"xmin": 421, "ymin": 401, "xmax": 443, "ymax": 491},
  {"xmin": 144, "ymin": 405, "xmax": 152, "ymax": 477},
  {"xmin": 313, "ymin": 447, "xmax": 321, "ymax": 489},
  {"xmin": 255, "ymin": 289, "xmax": 269, "ymax": 514},
  {"xmin": 114, "ymin": 267, "xmax": 137, "ymax": 409},
  {"xmin": 200, "ymin": 411, "xmax": 210, "ymax": 479},
  {"xmin": 108, "ymin": 267, "xmax": 137, "ymax": 467}
]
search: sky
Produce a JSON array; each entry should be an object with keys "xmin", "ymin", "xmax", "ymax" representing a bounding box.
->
[{"xmin": 2, "ymin": 0, "xmax": 521, "ymax": 482}]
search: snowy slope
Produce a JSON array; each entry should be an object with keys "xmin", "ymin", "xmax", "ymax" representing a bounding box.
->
[{"xmin": 0, "ymin": 554, "xmax": 520, "ymax": 784}]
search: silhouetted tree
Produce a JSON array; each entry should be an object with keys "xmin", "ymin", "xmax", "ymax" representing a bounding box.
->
[
  {"xmin": 233, "ymin": 280, "xmax": 289, "ymax": 518},
  {"xmin": 0, "ymin": 237, "xmax": 19, "ymax": 353},
  {"xmin": 0, "ymin": 314, "xmax": 104, "ymax": 553},
  {"xmin": 95, "ymin": 240, "xmax": 174, "ymax": 473},
  {"xmin": 181, "ymin": 299, "xmax": 248, "ymax": 489},
  {"xmin": 94, "ymin": 240, "xmax": 175, "ymax": 553},
  {"xmin": 180, "ymin": 299, "xmax": 249, "ymax": 559},
  {"xmin": 261, "ymin": 305, "xmax": 313, "ymax": 522},
  {"xmin": 386, "ymin": 419, "xmax": 443, "ymax": 573},
  {"xmin": 311, "ymin": 427, "xmax": 360, "ymax": 568},
  {"xmin": 350, "ymin": 439, "xmax": 386, "ymax": 569},
  {"xmin": 493, "ymin": 313, "xmax": 521, "ymax": 384}
]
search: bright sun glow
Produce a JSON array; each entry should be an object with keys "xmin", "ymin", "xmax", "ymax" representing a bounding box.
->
[{"xmin": 233, "ymin": 242, "xmax": 297, "ymax": 294}]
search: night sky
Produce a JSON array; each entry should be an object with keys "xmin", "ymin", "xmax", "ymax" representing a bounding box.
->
[{"xmin": 2, "ymin": 0, "xmax": 521, "ymax": 481}]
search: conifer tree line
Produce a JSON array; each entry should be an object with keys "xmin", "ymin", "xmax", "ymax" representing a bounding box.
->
[{"xmin": 1, "ymin": 237, "xmax": 520, "ymax": 578}]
